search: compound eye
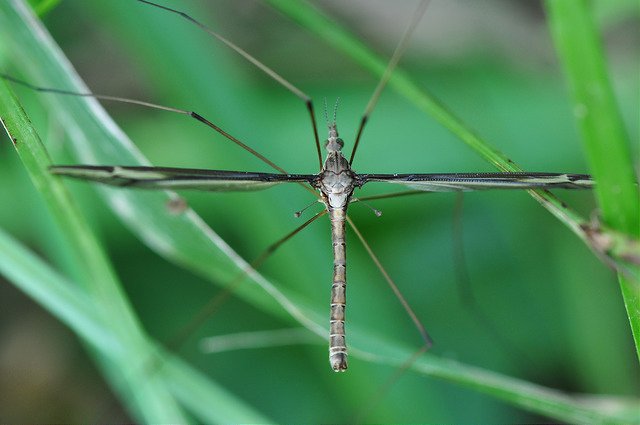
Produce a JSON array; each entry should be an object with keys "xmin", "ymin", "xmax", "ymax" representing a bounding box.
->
[{"xmin": 337, "ymin": 138, "xmax": 344, "ymax": 148}]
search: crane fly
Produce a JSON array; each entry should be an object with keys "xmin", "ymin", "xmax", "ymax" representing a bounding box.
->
[
  {"xmin": 9, "ymin": 0, "xmax": 594, "ymax": 372},
  {"xmin": 49, "ymin": 145, "xmax": 593, "ymax": 372}
]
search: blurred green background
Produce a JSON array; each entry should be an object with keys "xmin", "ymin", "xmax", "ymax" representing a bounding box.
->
[{"xmin": 0, "ymin": 0, "xmax": 638, "ymax": 422}]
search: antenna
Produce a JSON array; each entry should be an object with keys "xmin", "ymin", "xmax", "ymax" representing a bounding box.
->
[
  {"xmin": 323, "ymin": 97, "xmax": 330, "ymax": 127},
  {"xmin": 349, "ymin": 0, "xmax": 431, "ymax": 165}
]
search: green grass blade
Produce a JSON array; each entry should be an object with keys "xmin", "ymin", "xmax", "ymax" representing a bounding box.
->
[
  {"xmin": 0, "ymin": 1, "xmax": 635, "ymax": 422},
  {"xmin": 0, "ymin": 0, "xmax": 310, "ymax": 325},
  {"xmin": 545, "ymin": 0, "xmax": 639, "ymax": 231},
  {"xmin": 264, "ymin": 0, "xmax": 513, "ymax": 169},
  {"xmin": 160, "ymin": 353, "xmax": 274, "ymax": 425},
  {"xmin": 0, "ymin": 227, "xmax": 122, "ymax": 358},
  {"xmin": 266, "ymin": 0, "xmax": 639, "ymax": 366},
  {"xmin": 0, "ymin": 77, "xmax": 273, "ymax": 425},
  {"xmin": 343, "ymin": 330, "xmax": 639, "ymax": 424},
  {"xmin": 0, "ymin": 229, "xmax": 273, "ymax": 424},
  {"xmin": 0, "ymin": 73, "xmax": 189, "ymax": 423},
  {"xmin": 263, "ymin": 0, "xmax": 596, "ymax": 243},
  {"xmin": 545, "ymin": 0, "xmax": 640, "ymax": 361},
  {"xmin": 405, "ymin": 353, "xmax": 639, "ymax": 424}
]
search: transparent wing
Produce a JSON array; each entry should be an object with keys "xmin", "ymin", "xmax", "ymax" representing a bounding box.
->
[
  {"xmin": 358, "ymin": 172, "xmax": 593, "ymax": 191},
  {"xmin": 50, "ymin": 165, "xmax": 316, "ymax": 191}
]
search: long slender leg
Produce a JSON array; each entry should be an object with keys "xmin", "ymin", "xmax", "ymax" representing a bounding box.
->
[
  {"xmin": 346, "ymin": 216, "xmax": 432, "ymax": 349},
  {"xmin": 353, "ymin": 191, "xmax": 532, "ymax": 369},
  {"xmin": 139, "ymin": 209, "xmax": 321, "ymax": 400},
  {"xmin": 346, "ymin": 216, "xmax": 432, "ymax": 421},
  {"xmin": 349, "ymin": 0, "xmax": 431, "ymax": 165},
  {"xmin": 0, "ymin": 73, "xmax": 319, "ymax": 196},
  {"xmin": 1, "ymin": 73, "xmax": 279, "ymax": 170},
  {"xmin": 137, "ymin": 0, "xmax": 323, "ymax": 170},
  {"xmin": 166, "ymin": 210, "xmax": 327, "ymax": 353}
]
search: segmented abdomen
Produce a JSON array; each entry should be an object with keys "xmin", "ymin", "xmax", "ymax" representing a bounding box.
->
[{"xmin": 329, "ymin": 207, "xmax": 348, "ymax": 371}]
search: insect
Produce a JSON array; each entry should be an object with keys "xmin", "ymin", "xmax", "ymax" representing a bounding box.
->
[{"xmin": 17, "ymin": 0, "xmax": 595, "ymax": 372}]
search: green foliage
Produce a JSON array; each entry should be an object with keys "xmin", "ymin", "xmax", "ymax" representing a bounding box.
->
[
  {"xmin": 0, "ymin": 0, "xmax": 637, "ymax": 422},
  {"xmin": 546, "ymin": 0, "xmax": 640, "ymax": 361},
  {"xmin": 0, "ymin": 76, "xmax": 272, "ymax": 424}
]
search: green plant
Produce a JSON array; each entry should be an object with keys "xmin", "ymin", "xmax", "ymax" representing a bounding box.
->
[{"xmin": 0, "ymin": 0, "xmax": 637, "ymax": 422}]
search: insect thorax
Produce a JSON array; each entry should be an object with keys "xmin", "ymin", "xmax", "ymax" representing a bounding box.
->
[{"xmin": 317, "ymin": 151, "xmax": 356, "ymax": 209}]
